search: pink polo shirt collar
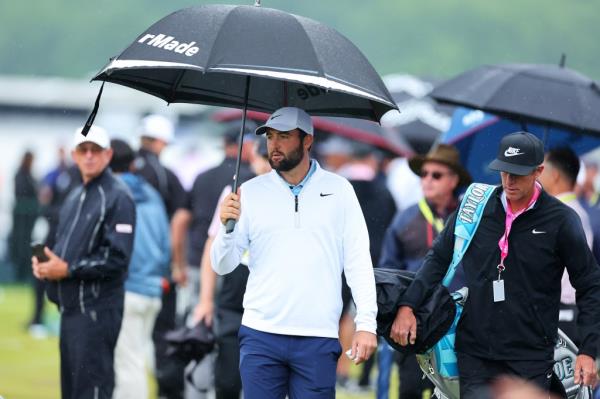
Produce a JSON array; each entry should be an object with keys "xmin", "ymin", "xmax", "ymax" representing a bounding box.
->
[{"xmin": 498, "ymin": 182, "xmax": 542, "ymax": 269}]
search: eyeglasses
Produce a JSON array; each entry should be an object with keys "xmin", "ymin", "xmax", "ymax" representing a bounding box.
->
[{"xmin": 420, "ymin": 170, "xmax": 451, "ymax": 180}]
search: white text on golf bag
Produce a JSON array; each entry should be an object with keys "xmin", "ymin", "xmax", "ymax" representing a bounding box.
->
[{"xmin": 138, "ymin": 34, "xmax": 199, "ymax": 57}]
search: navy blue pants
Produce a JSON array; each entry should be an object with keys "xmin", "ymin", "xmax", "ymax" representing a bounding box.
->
[
  {"xmin": 60, "ymin": 307, "xmax": 122, "ymax": 399},
  {"xmin": 457, "ymin": 352, "xmax": 554, "ymax": 399},
  {"xmin": 238, "ymin": 325, "xmax": 342, "ymax": 399}
]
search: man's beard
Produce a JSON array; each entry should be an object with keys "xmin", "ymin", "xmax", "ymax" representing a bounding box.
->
[{"xmin": 269, "ymin": 141, "xmax": 305, "ymax": 172}]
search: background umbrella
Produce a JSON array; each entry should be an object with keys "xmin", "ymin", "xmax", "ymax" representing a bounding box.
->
[
  {"xmin": 439, "ymin": 107, "xmax": 600, "ymax": 184},
  {"xmin": 382, "ymin": 74, "xmax": 454, "ymax": 154},
  {"xmin": 213, "ymin": 109, "xmax": 414, "ymax": 158},
  {"xmin": 430, "ymin": 62, "xmax": 600, "ymax": 136},
  {"xmin": 87, "ymin": 2, "xmax": 397, "ymax": 231}
]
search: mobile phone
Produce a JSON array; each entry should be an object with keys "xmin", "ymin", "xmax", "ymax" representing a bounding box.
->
[{"xmin": 31, "ymin": 242, "xmax": 49, "ymax": 262}]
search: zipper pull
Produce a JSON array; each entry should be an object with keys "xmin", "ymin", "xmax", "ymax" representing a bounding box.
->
[{"xmin": 294, "ymin": 195, "xmax": 300, "ymax": 228}]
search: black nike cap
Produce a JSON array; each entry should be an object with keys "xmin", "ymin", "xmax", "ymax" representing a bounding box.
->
[{"xmin": 488, "ymin": 131, "xmax": 544, "ymax": 176}]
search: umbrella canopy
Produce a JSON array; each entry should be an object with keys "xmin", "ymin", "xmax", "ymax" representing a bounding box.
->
[
  {"xmin": 430, "ymin": 63, "xmax": 600, "ymax": 135},
  {"xmin": 440, "ymin": 107, "xmax": 600, "ymax": 184},
  {"xmin": 93, "ymin": 3, "xmax": 397, "ymax": 121},
  {"xmin": 213, "ymin": 109, "xmax": 414, "ymax": 157},
  {"xmin": 382, "ymin": 74, "xmax": 453, "ymax": 153},
  {"xmin": 87, "ymin": 2, "xmax": 397, "ymax": 233}
]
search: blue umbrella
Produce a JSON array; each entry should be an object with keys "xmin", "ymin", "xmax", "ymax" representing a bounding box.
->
[{"xmin": 440, "ymin": 107, "xmax": 600, "ymax": 184}]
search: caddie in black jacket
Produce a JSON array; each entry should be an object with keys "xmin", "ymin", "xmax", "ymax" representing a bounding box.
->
[
  {"xmin": 392, "ymin": 132, "xmax": 600, "ymax": 398},
  {"xmin": 32, "ymin": 126, "xmax": 135, "ymax": 399}
]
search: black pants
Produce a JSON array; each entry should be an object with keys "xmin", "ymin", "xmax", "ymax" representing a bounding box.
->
[
  {"xmin": 358, "ymin": 355, "xmax": 375, "ymax": 387},
  {"xmin": 457, "ymin": 352, "xmax": 554, "ymax": 399},
  {"xmin": 153, "ymin": 286, "xmax": 184, "ymax": 399},
  {"xmin": 30, "ymin": 278, "xmax": 46, "ymax": 325},
  {"xmin": 395, "ymin": 354, "xmax": 434, "ymax": 399},
  {"xmin": 60, "ymin": 307, "xmax": 122, "ymax": 399},
  {"xmin": 214, "ymin": 335, "xmax": 242, "ymax": 399}
]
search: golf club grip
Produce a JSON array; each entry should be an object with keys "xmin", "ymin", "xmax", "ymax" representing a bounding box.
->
[{"xmin": 225, "ymin": 218, "xmax": 236, "ymax": 233}]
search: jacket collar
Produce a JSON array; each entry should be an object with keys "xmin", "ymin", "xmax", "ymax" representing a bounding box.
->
[
  {"xmin": 83, "ymin": 167, "xmax": 111, "ymax": 187},
  {"xmin": 494, "ymin": 183, "xmax": 548, "ymax": 213},
  {"xmin": 268, "ymin": 159, "xmax": 323, "ymax": 191},
  {"xmin": 138, "ymin": 147, "xmax": 158, "ymax": 160}
]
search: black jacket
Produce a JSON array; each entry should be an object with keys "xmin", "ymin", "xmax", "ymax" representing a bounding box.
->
[
  {"xmin": 349, "ymin": 178, "xmax": 396, "ymax": 267},
  {"xmin": 135, "ymin": 148, "xmax": 188, "ymax": 220},
  {"xmin": 187, "ymin": 157, "xmax": 254, "ymax": 266},
  {"xmin": 401, "ymin": 187, "xmax": 600, "ymax": 360},
  {"xmin": 46, "ymin": 169, "xmax": 136, "ymax": 312},
  {"xmin": 375, "ymin": 268, "xmax": 456, "ymax": 354}
]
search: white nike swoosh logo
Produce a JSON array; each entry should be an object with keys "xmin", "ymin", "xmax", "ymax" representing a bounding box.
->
[
  {"xmin": 504, "ymin": 150, "xmax": 525, "ymax": 157},
  {"xmin": 532, "ymin": 229, "xmax": 546, "ymax": 234}
]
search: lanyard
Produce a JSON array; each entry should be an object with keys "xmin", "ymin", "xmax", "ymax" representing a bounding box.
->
[
  {"xmin": 590, "ymin": 192, "xmax": 599, "ymax": 207},
  {"xmin": 556, "ymin": 192, "xmax": 577, "ymax": 204},
  {"xmin": 497, "ymin": 185, "xmax": 541, "ymax": 279},
  {"xmin": 419, "ymin": 199, "xmax": 445, "ymax": 247},
  {"xmin": 418, "ymin": 199, "xmax": 444, "ymax": 233}
]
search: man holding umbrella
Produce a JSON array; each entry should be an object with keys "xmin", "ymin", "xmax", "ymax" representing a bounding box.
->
[
  {"xmin": 211, "ymin": 107, "xmax": 378, "ymax": 398},
  {"xmin": 392, "ymin": 132, "xmax": 600, "ymax": 398}
]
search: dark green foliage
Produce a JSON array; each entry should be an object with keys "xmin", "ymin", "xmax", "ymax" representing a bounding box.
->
[{"xmin": 2, "ymin": 0, "xmax": 599, "ymax": 79}]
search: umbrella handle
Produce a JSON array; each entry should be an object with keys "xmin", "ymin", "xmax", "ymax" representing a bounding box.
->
[
  {"xmin": 225, "ymin": 75, "xmax": 252, "ymax": 234},
  {"xmin": 225, "ymin": 219, "xmax": 236, "ymax": 234}
]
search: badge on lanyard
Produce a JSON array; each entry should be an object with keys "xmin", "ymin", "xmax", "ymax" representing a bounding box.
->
[
  {"xmin": 496, "ymin": 184, "xmax": 540, "ymax": 303},
  {"xmin": 493, "ymin": 280, "xmax": 505, "ymax": 302},
  {"xmin": 493, "ymin": 263, "xmax": 505, "ymax": 302}
]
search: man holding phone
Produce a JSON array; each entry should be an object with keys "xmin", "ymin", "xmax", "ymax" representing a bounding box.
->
[
  {"xmin": 31, "ymin": 242, "xmax": 49, "ymax": 262},
  {"xmin": 31, "ymin": 126, "xmax": 135, "ymax": 399}
]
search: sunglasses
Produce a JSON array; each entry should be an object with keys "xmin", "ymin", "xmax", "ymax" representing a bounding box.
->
[
  {"xmin": 75, "ymin": 145, "xmax": 104, "ymax": 154},
  {"xmin": 420, "ymin": 170, "xmax": 451, "ymax": 180}
]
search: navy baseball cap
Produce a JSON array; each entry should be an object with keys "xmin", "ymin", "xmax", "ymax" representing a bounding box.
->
[
  {"xmin": 255, "ymin": 107, "xmax": 313, "ymax": 136},
  {"xmin": 489, "ymin": 131, "xmax": 544, "ymax": 175}
]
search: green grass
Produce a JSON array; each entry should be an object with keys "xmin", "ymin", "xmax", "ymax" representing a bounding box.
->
[
  {"xmin": 0, "ymin": 285, "xmax": 392, "ymax": 398},
  {"xmin": 0, "ymin": 285, "xmax": 61, "ymax": 399}
]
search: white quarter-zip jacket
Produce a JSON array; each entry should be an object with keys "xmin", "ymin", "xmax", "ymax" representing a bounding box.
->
[{"xmin": 211, "ymin": 162, "xmax": 377, "ymax": 338}]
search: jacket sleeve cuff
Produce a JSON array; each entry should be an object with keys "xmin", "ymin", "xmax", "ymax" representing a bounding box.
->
[
  {"xmin": 396, "ymin": 301, "xmax": 416, "ymax": 310},
  {"xmin": 66, "ymin": 262, "xmax": 75, "ymax": 279},
  {"xmin": 577, "ymin": 345, "xmax": 597, "ymax": 359},
  {"xmin": 219, "ymin": 223, "xmax": 237, "ymax": 239},
  {"xmin": 355, "ymin": 320, "xmax": 377, "ymax": 335}
]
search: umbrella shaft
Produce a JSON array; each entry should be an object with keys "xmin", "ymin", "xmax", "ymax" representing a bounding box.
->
[
  {"xmin": 226, "ymin": 75, "xmax": 252, "ymax": 233},
  {"xmin": 232, "ymin": 75, "xmax": 252, "ymax": 194}
]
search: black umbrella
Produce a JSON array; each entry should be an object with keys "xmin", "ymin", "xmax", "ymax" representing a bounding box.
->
[
  {"xmin": 382, "ymin": 74, "xmax": 454, "ymax": 154},
  {"xmin": 93, "ymin": 3, "xmax": 395, "ymax": 120},
  {"xmin": 85, "ymin": 2, "xmax": 397, "ymax": 231},
  {"xmin": 430, "ymin": 62, "xmax": 600, "ymax": 136}
]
